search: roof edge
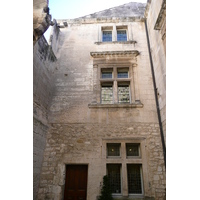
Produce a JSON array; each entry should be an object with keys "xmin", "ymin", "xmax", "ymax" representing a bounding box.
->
[{"xmin": 56, "ymin": 16, "xmax": 145, "ymax": 26}]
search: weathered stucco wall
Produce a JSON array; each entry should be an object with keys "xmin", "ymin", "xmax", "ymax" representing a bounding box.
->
[
  {"xmin": 33, "ymin": 35, "xmax": 57, "ymax": 200},
  {"xmin": 145, "ymin": 0, "xmax": 166, "ymax": 143},
  {"xmin": 37, "ymin": 16, "xmax": 166, "ymax": 200}
]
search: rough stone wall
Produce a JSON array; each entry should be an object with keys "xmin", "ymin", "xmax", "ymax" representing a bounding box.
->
[
  {"xmin": 38, "ymin": 123, "xmax": 165, "ymax": 200},
  {"xmin": 33, "ymin": 35, "xmax": 57, "ymax": 200},
  {"xmin": 145, "ymin": 0, "xmax": 166, "ymax": 143},
  {"xmin": 37, "ymin": 17, "xmax": 166, "ymax": 200}
]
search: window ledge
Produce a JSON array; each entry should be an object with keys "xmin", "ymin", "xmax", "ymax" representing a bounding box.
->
[
  {"xmin": 88, "ymin": 101, "xmax": 143, "ymax": 108},
  {"xmin": 112, "ymin": 195, "xmax": 145, "ymax": 200},
  {"xmin": 94, "ymin": 41, "xmax": 137, "ymax": 45},
  {"xmin": 100, "ymin": 78, "xmax": 131, "ymax": 82}
]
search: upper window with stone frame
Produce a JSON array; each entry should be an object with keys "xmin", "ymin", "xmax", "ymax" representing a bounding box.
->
[
  {"xmin": 101, "ymin": 25, "xmax": 128, "ymax": 42},
  {"xmin": 102, "ymin": 31, "xmax": 112, "ymax": 42},
  {"xmin": 100, "ymin": 67, "xmax": 131, "ymax": 104},
  {"xmin": 102, "ymin": 26, "xmax": 113, "ymax": 42},
  {"xmin": 117, "ymin": 26, "xmax": 128, "ymax": 41},
  {"xmin": 117, "ymin": 30, "xmax": 127, "ymax": 41},
  {"xmin": 89, "ymin": 51, "xmax": 143, "ymax": 108}
]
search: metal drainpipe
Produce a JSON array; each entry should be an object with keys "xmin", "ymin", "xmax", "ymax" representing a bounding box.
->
[{"xmin": 144, "ymin": 19, "xmax": 166, "ymax": 168}]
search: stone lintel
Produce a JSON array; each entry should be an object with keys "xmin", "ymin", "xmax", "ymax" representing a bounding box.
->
[{"xmin": 102, "ymin": 137, "xmax": 146, "ymax": 141}]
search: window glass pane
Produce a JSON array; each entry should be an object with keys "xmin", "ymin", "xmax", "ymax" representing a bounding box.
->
[
  {"xmin": 107, "ymin": 143, "xmax": 120, "ymax": 157},
  {"xmin": 117, "ymin": 30, "xmax": 127, "ymax": 41},
  {"xmin": 102, "ymin": 72, "xmax": 112, "ymax": 79},
  {"xmin": 107, "ymin": 164, "xmax": 121, "ymax": 194},
  {"xmin": 118, "ymin": 85, "xmax": 130, "ymax": 103},
  {"xmin": 127, "ymin": 164, "xmax": 142, "ymax": 194},
  {"xmin": 101, "ymin": 85, "xmax": 113, "ymax": 104},
  {"xmin": 102, "ymin": 31, "xmax": 112, "ymax": 42},
  {"xmin": 117, "ymin": 72, "xmax": 128, "ymax": 78},
  {"xmin": 126, "ymin": 144, "xmax": 140, "ymax": 157}
]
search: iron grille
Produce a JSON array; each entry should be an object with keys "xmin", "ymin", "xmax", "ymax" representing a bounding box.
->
[
  {"xmin": 118, "ymin": 85, "xmax": 130, "ymax": 103},
  {"xmin": 107, "ymin": 164, "xmax": 121, "ymax": 193},
  {"xmin": 127, "ymin": 164, "xmax": 142, "ymax": 194},
  {"xmin": 101, "ymin": 86, "xmax": 113, "ymax": 104}
]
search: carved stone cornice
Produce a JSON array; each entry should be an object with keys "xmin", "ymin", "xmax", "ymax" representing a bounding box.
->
[{"xmin": 90, "ymin": 50, "xmax": 139, "ymax": 58}]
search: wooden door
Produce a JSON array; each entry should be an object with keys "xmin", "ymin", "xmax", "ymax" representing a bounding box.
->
[{"xmin": 64, "ymin": 165, "xmax": 88, "ymax": 200}]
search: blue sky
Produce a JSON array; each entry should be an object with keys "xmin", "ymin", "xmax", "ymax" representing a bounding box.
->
[{"xmin": 45, "ymin": 0, "xmax": 147, "ymax": 40}]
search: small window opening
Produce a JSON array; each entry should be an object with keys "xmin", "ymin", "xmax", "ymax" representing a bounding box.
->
[
  {"xmin": 117, "ymin": 30, "xmax": 127, "ymax": 41},
  {"xmin": 102, "ymin": 31, "xmax": 112, "ymax": 42},
  {"xmin": 107, "ymin": 143, "xmax": 121, "ymax": 157},
  {"xmin": 117, "ymin": 68, "xmax": 129, "ymax": 78},
  {"xmin": 101, "ymin": 69, "xmax": 113, "ymax": 79},
  {"xmin": 126, "ymin": 143, "xmax": 140, "ymax": 157}
]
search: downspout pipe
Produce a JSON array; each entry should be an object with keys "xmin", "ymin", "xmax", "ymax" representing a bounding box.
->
[{"xmin": 144, "ymin": 19, "xmax": 166, "ymax": 168}]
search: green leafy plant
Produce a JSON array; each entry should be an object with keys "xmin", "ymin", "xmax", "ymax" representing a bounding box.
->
[{"xmin": 98, "ymin": 175, "xmax": 113, "ymax": 200}]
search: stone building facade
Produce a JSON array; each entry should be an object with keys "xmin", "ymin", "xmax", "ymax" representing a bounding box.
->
[
  {"xmin": 33, "ymin": 1, "xmax": 166, "ymax": 200},
  {"xmin": 33, "ymin": 0, "xmax": 56, "ymax": 198},
  {"xmin": 33, "ymin": 35, "xmax": 57, "ymax": 200},
  {"xmin": 145, "ymin": 0, "xmax": 166, "ymax": 144}
]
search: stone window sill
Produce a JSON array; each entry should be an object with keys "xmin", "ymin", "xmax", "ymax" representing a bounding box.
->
[
  {"xmin": 88, "ymin": 101, "xmax": 143, "ymax": 108},
  {"xmin": 94, "ymin": 41, "xmax": 137, "ymax": 45},
  {"xmin": 112, "ymin": 195, "xmax": 145, "ymax": 200}
]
